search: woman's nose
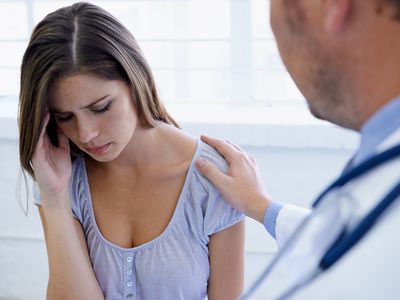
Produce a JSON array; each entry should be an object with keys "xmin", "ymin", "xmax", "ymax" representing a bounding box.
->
[{"xmin": 76, "ymin": 120, "xmax": 99, "ymax": 144}]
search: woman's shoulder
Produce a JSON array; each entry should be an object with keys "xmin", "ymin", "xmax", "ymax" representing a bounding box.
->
[
  {"xmin": 158, "ymin": 123, "xmax": 228, "ymax": 172},
  {"xmin": 158, "ymin": 123, "xmax": 197, "ymax": 161},
  {"xmin": 184, "ymin": 138, "xmax": 228, "ymax": 197},
  {"xmin": 188, "ymin": 139, "xmax": 228, "ymax": 194},
  {"xmin": 185, "ymin": 139, "xmax": 244, "ymax": 239},
  {"xmin": 196, "ymin": 140, "xmax": 228, "ymax": 173}
]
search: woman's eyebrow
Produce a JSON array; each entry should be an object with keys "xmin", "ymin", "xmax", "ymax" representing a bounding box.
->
[{"xmin": 50, "ymin": 95, "xmax": 110, "ymax": 114}]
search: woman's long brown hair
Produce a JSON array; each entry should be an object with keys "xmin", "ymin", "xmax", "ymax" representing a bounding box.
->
[{"xmin": 19, "ymin": 2, "xmax": 178, "ymax": 180}]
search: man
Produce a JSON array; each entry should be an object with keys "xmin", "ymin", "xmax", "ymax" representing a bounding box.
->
[{"xmin": 196, "ymin": 0, "xmax": 400, "ymax": 298}]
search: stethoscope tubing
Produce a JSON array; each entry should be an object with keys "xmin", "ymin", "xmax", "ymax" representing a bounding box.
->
[{"xmin": 240, "ymin": 144, "xmax": 400, "ymax": 300}]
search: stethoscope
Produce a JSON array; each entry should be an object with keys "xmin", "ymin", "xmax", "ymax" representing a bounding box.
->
[{"xmin": 240, "ymin": 143, "xmax": 400, "ymax": 300}]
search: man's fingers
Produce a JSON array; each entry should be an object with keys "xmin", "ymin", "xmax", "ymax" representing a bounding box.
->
[
  {"xmin": 195, "ymin": 157, "xmax": 228, "ymax": 188},
  {"xmin": 200, "ymin": 135, "xmax": 238, "ymax": 163},
  {"xmin": 200, "ymin": 135, "xmax": 222, "ymax": 148},
  {"xmin": 226, "ymin": 140, "xmax": 244, "ymax": 152}
]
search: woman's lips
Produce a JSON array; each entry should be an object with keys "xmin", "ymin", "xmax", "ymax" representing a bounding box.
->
[{"xmin": 85, "ymin": 143, "xmax": 111, "ymax": 155}]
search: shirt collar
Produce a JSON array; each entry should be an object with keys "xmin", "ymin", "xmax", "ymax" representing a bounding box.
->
[{"xmin": 352, "ymin": 96, "xmax": 400, "ymax": 166}]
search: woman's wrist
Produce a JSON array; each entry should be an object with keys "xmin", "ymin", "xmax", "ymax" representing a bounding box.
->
[{"xmin": 39, "ymin": 188, "xmax": 71, "ymax": 212}]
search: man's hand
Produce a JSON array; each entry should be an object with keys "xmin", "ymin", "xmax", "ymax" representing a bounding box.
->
[{"xmin": 196, "ymin": 135, "xmax": 270, "ymax": 223}]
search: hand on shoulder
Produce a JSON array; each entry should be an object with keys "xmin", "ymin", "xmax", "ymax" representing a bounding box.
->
[{"xmin": 195, "ymin": 135, "xmax": 270, "ymax": 223}]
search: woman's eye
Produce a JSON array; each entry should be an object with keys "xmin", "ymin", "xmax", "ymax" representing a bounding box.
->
[
  {"xmin": 92, "ymin": 101, "xmax": 112, "ymax": 114},
  {"xmin": 55, "ymin": 114, "xmax": 73, "ymax": 122}
]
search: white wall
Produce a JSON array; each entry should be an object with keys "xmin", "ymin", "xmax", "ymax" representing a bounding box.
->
[
  {"xmin": 0, "ymin": 139, "xmax": 47, "ymax": 300},
  {"xmin": 0, "ymin": 1, "xmax": 360, "ymax": 298},
  {"xmin": 0, "ymin": 104, "xmax": 358, "ymax": 299}
]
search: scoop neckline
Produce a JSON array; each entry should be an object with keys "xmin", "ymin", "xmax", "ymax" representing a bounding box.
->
[{"xmin": 80, "ymin": 138, "xmax": 203, "ymax": 252}]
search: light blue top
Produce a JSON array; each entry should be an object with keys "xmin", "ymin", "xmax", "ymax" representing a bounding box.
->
[
  {"xmin": 264, "ymin": 96, "xmax": 400, "ymax": 238},
  {"xmin": 34, "ymin": 139, "xmax": 244, "ymax": 300}
]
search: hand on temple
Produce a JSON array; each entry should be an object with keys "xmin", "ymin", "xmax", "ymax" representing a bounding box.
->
[{"xmin": 32, "ymin": 112, "xmax": 72, "ymax": 205}]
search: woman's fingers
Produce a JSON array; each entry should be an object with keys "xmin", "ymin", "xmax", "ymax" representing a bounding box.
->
[
  {"xmin": 39, "ymin": 112, "xmax": 50, "ymax": 140},
  {"xmin": 33, "ymin": 112, "xmax": 51, "ymax": 160},
  {"xmin": 57, "ymin": 127, "xmax": 70, "ymax": 151}
]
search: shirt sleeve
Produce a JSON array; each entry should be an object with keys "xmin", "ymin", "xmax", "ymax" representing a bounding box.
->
[
  {"xmin": 202, "ymin": 186, "xmax": 244, "ymax": 237},
  {"xmin": 275, "ymin": 204, "xmax": 311, "ymax": 249},
  {"xmin": 263, "ymin": 200, "xmax": 285, "ymax": 239},
  {"xmin": 193, "ymin": 142, "xmax": 245, "ymax": 241}
]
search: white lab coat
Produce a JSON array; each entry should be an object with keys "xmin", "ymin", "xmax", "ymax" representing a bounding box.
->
[{"xmin": 275, "ymin": 128, "xmax": 400, "ymax": 300}]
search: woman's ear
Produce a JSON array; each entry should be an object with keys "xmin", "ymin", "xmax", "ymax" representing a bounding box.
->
[{"xmin": 323, "ymin": 0, "xmax": 352, "ymax": 34}]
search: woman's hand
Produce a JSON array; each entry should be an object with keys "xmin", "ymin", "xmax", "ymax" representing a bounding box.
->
[
  {"xmin": 196, "ymin": 135, "xmax": 270, "ymax": 223},
  {"xmin": 32, "ymin": 112, "xmax": 72, "ymax": 203},
  {"xmin": 33, "ymin": 114, "xmax": 104, "ymax": 299}
]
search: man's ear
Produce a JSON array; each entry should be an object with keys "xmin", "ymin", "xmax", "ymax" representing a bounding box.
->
[{"xmin": 322, "ymin": 0, "xmax": 352, "ymax": 34}]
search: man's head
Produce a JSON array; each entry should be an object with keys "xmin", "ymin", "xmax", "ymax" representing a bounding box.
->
[{"xmin": 269, "ymin": 0, "xmax": 400, "ymax": 130}]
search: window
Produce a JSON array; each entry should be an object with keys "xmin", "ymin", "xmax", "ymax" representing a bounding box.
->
[
  {"xmin": 2, "ymin": 0, "xmax": 358, "ymax": 149},
  {"xmin": 0, "ymin": 0, "xmax": 304, "ymax": 107}
]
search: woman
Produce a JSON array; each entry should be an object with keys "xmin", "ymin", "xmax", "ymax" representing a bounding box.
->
[{"xmin": 19, "ymin": 2, "xmax": 244, "ymax": 299}]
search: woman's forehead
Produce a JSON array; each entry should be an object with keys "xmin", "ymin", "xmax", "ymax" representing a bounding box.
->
[{"xmin": 49, "ymin": 74, "xmax": 121, "ymax": 108}]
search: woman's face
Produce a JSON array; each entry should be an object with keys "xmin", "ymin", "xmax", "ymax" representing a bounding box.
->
[{"xmin": 49, "ymin": 73, "xmax": 139, "ymax": 162}]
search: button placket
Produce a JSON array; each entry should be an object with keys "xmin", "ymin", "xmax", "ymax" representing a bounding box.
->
[{"xmin": 123, "ymin": 252, "xmax": 135, "ymax": 299}]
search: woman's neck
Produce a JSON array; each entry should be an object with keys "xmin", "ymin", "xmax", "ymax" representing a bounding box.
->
[{"xmin": 86, "ymin": 122, "xmax": 195, "ymax": 178}]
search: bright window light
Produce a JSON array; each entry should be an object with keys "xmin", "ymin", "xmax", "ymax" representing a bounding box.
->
[{"xmin": 0, "ymin": 0, "xmax": 306, "ymax": 120}]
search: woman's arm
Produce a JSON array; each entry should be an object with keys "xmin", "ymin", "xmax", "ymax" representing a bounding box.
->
[
  {"xmin": 32, "ymin": 114, "xmax": 103, "ymax": 299},
  {"xmin": 207, "ymin": 220, "xmax": 245, "ymax": 300},
  {"xmin": 39, "ymin": 202, "xmax": 103, "ymax": 300}
]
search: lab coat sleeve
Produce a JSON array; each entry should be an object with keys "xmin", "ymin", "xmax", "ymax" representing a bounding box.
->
[{"xmin": 275, "ymin": 204, "xmax": 311, "ymax": 249}]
